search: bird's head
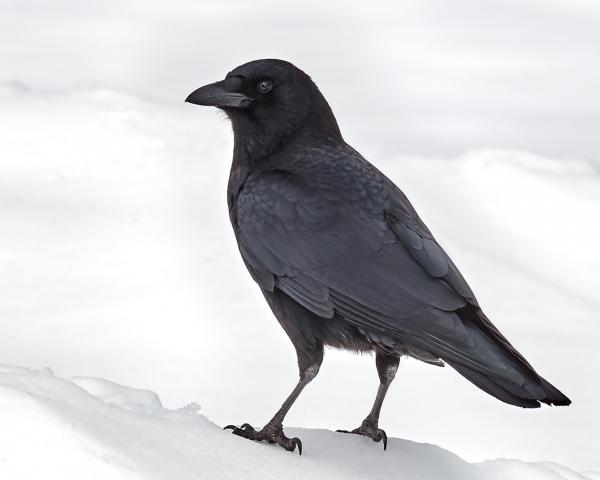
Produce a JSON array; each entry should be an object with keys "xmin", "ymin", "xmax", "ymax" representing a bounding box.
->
[{"xmin": 186, "ymin": 59, "xmax": 341, "ymax": 160}]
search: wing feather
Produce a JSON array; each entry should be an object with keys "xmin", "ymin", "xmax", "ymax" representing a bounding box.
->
[{"xmin": 235, "ymin": 169, "xmax": 513, "ymax": 382}]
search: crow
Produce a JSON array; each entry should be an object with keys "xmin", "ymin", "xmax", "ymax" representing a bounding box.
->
[{"xmin": 186, "ymin": 59, "xmax": 570, "ymax": 454}]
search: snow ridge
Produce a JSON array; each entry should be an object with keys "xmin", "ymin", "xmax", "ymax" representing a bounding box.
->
[{"xmin": 0, "ymin": 365, "xmax": 596, "ymax": 480}]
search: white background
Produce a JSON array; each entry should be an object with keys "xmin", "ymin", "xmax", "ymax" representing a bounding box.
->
[{"xmin": 1, "ymin": 0, "xmax": 599, "ymax": 473}]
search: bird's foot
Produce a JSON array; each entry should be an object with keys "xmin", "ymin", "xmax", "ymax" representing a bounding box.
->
[
  {"xmin": 337, "ymin": 418, "xmax": 388, "ymax": 450},
  {"xmin": 224, "ymin": 422, "xmax": 302, "ymax": 455}
]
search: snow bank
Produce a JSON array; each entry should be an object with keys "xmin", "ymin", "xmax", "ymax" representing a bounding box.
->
[{"xmin": 0, "ymin": 365, "xmax": 596, "ymax": 480}]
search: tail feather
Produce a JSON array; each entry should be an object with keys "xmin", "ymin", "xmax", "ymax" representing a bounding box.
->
[
  {"xmin": 439, "ymin": 306, "xmax": 571, "ymax": 408},
  {"xmin": 448, "ymin": 360, "xmax": 541, "ymax": 408},
  {"xmin": 539, "ymin": 377, "xmax": 572, "ymax": 406}
]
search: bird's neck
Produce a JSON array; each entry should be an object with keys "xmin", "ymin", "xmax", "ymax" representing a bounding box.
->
[
  {"xmin": 227, "ymin": 97, "xmax": 343, "ymax": 211},
  {"xmin": 230, "ymin": 92, "xmax": 342, "ymax": 167}
]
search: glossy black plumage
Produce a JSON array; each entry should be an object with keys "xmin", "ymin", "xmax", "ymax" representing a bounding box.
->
[{"xmin": 187, "ymin": 59, "xmax": 569, "ymax": 452}]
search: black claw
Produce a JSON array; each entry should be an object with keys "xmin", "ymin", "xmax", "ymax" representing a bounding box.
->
[
  {"xmin": 381, "ymin": 430, "xmax": 388, "ymax": 451},
  {"xmin": 224, "ymin": 424, "xmax": 251, "ymax": 438},
  {"xmin": 337, "ymin": 425, "xmax": 389, "ymax": 450},
  {"xmin": 292, "ymin": 437, "xmax": 302, "ymax": 455},
  {"xmin": 240, "ymin": 423, "xmax": 255, "ymax": 432},
  {"xmin": 223, "ymin": 421, "xmax": 304, "ymax": 454}
]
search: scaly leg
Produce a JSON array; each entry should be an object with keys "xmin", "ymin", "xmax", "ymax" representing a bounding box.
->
[
  {"xmin": 225, "ymin": 345, "xmax": 323, "ymax": 455},
  {"xmin": 338, "ymin": 352, "xmax": 400, "ymax": 450}
]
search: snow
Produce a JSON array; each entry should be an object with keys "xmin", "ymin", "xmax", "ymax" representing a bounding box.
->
[
  {"xmin": 0, "ymin": 364, "xmax": 597, "ymax": 480},
  {"xmin": 72, "ymin": 377, "xmax": 164, "ymax": 415},
  {"xmin": 0, "ymin": 86, "xmax": 599, "ymax": 473}
]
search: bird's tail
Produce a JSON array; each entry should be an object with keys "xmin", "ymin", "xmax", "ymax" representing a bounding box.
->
[{"xmin": 442, "ymin": 307, "xmax": 571, "ymax": 408}]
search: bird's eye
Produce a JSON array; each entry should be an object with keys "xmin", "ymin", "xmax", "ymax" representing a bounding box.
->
[{"xmin": 257, "ymin": 79, "xmax": 273, "ymax": 94}]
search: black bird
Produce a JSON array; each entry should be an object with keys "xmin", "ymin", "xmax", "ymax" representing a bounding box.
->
[{"xmin": 186, "ymin": 59, "xmax": 571, "ymax": 454}]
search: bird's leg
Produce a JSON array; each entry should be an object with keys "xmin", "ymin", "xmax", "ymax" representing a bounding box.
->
[
  {"xmin": 338, "ymin": 352, "xmax": 400, "ymax": 450},
  {"xmin": 224, "ymin": 345, "xmax": 323, "ymax": 455}
]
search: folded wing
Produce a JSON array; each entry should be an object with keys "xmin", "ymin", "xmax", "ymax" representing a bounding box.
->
[{"xmin": 235, "ymin": 166, "xmax": 570, "ymax": 408}]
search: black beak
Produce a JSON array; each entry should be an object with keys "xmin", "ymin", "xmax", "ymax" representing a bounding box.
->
[{"xmin": 185, "ymin": 77, "xmax": 253, "ymax": 108}]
